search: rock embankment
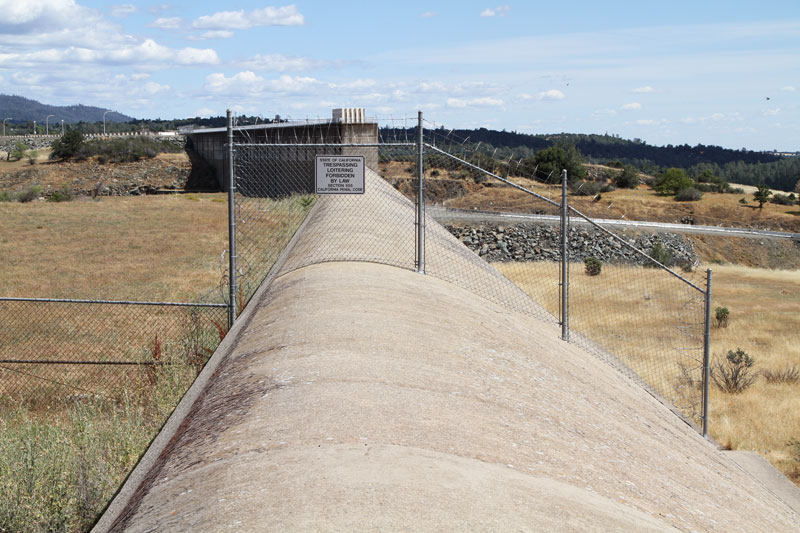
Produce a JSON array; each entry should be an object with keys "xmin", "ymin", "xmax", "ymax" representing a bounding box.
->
[{"xmin": 446, "ymin": 223, "xmax": 698, "ymax": 266}]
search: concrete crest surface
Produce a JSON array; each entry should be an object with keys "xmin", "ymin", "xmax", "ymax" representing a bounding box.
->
[{"xmin": 96, "ymin": 171, "xmax": 800, "ymax": 532}]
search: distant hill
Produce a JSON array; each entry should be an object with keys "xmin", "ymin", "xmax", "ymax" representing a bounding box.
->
[
  {"xmin": 381, "ymin": 126, "xmax": 798, "ymax": 191},
  {"xmin": 0, "ymin": 94, "xmax": 133, "ymax": 124}
]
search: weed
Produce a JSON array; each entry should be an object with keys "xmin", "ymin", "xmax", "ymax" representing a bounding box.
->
[
  {"xmin": 712, "ymin": 348, "xmax": 757, "ymax": 393},
  {"xmin": 762, "ymin": 366, "xmax": 800, "ymax": 384}
]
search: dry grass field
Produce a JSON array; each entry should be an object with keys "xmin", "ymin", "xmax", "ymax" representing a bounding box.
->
[
  {"xmin": 496, "ymin": 261, "xmax": 800, "ymax": 484},
  {"xmin": 0, "ymin": 193, "xmax": 229, "ymax": 301}
]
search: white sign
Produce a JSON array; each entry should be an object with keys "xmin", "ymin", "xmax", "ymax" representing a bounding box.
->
[{"xmin": 315, "ymin": 155, "xmax": 365, "ymax": 194}]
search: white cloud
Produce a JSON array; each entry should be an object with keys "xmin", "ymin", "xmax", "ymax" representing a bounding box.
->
[
  {"xmin": 241, "ymin": 53, "xmax": 324, "ymax": 72},
  {"xmin": 143, "ymin": 81, "xmax": 170, "ymax": 95},
  {"xmin": 633, "ymin": 86, "xmax": 655, "ymax": 93},
  {"xmin": 762, "ymin": 108, "xmax": 781, "ymax": 116},
  {"xmin": 150, "ymin": 17, "xmax": 182, "ymax": 30},
  {"xmin": 536, "ymin": 89, "xmax": 565, "ymax": 101},
  {"xmin": 192, "ymin": 5, "xmax": 305, "ymax": 30},
  {"xmin": 480, "ymin": 5, "xmax": 511, "ymax": 17},
  {"xmin": 191, "ymin": 30, "xmax": 235, "ymax": 40},
  {"xmin": 421, "ymin": 11, "xmax": 435, "ymax": 18},
  {"xmin": 780, "ymin": 86, "xmax": 796, "ymax": 92},
  {"xmin": 329, "ymin": 79, "xmax": 376, "ymax": 90},
  {"xmin": 267, "ymin": 75, "xmax": 319, "ymax": 93},
  {"xmin": 111, "ymin": 4, "xmax": 136, "ymax": 18},
  {"xmin": 204, "ymin": 71, "xmax": 265, "ymax": 94},
  {"xmin": 621, "ymin": 102, "xmax": 642, "ymax": 111},
  {"xmin": 447, "ymin": 97, "xmax": 504, "ymax": 108}
]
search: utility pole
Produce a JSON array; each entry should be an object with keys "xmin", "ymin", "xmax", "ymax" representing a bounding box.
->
[
  {"xmin": 103, "ymin": 110, "xmax": 111, "ymax": 135},
  {"xmin": 2, "ymin": 118, "xmax": 10, "ymax": 136},
  {"xmin": 46, "ymin": 115, "xmax": 55, "ymax": 135}
]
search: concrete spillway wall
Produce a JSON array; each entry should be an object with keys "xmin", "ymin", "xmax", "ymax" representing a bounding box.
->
[
  {"xmin": 95, "ymin": 170, "xmax": 799, "ymax": 531},
  {"xmin": 186, "ymin": 121, "xmax": 378, "ymax": 192}
]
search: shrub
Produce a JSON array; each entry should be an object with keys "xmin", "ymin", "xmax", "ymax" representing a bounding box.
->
[
  {"xmin": 762, "ymin": 366, "xmax": 800, "ymax": 384},
  {"xmin": 430, "ymin": 169, "xmax": 440, "ymax": 177},
  {"xmin": 584, "ymin": 256, "xmax": 602, "ymax": 276},
  {"xmin": 571, "ymin": 180, "xmax": 602, "ymax": 196},
  {"xmin": 714, "ymin": 306, "xmax": 729, "ymax": 328},
  {"xmin": 654, "ymin": 168, "xmax": 694, "ymax": 196},
  {"xmin": 28, "ymin": 150, "xmax": 38, "ymax": 165},
  {"xmin": 739, "ymin": 197, "xmax": 748, "ymax": 205},
  {"xmin": 9, "ymin": 141, "xmax": 27, "ymax": 161},
  {"xmin": 16, "ymin": 185, "xmax": 42, "ymax": 203},
  {"xmin": 0, "ymin": 190, "xmax": 13, "ymax": 202},
  {"xmin": 675, "ymin": 187, "xmax": 703, "ymax": 202},
  {"xmin": 712, "ymin": 348, "xmax": 757, "ymax": 393},
  {"xmin": 51, "ymin": 130, "xmax": 84, "ymax": 160},
  {"xmin": 771, "ymin": 193, "xmax": 796, "ymax": 206},
  {"xmin": 613, "ymin": 165, "xmax": 639, "ymax": 189},
  {"xmin": 645, "ymin": 240, "xmax": 672, "ymax": 268},
  {"xmin": 47, "ymin": 185, "xmax": 73, "ymax": 203},
  {"xmin": 75, "ymin": 136, "xmax": 180, "ymax": 163}
]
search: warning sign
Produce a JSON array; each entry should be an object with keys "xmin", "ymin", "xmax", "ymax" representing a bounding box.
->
[{"xmin": 315, "ymin": 155, "xmax": 365, "ymax": 194}]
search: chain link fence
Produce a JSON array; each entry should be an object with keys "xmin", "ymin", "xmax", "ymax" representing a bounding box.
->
[{"xmin": 1, "ymin": 111, "xmax": 711, "ymax": 433}]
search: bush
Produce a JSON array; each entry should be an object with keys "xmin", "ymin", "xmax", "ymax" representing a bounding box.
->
[
  {"xmin": 645, "ymin": 240, "xmax": 672, "ymax": 268},
  {"xmin": 712, "ymin": 348, "xmax": 757, "ymax": 393},
  {"xmin": 714, "ymin": 306, "xmax": 729, "ymax": 328},
  {"xmin": 771, "ymin": 193, "xmax": 796, "ymax": 206},
  {"xmin": 0, "ymin": 190, "xmax": 13, "ymax": 202},
  {"xmin": 75, "ymin": 136, "xmax": 181, "ymax": 163},
  {"xmin": 762, "ymin": 366, "xmax": 800, "ymax": 384},
  {"xmin": 654, "ymin": 168, "xmax": 694, "ymax": 196},
  {"xmin": 16, "ymin": 185, "xmax": 42, "ymax": 203},
  {"xmin": 47, "ymin": 185, "xmax": 73, "ymax": 203},
  {"xmin": 675, "ymin": 187, "xmax": 703, "ymax": 202},
  {"xmin": 9, "ymin": 141, "xmax": 27, "ymax": 161},
  {"xmin": 739, "ymin": 197, "xmax": 748, "ymax": 205},
  {"xmin": 584, "ymin": 256, "xmax": 602, "ymax": 276},
  {"xmin": 613, "ymin": 165, "xmax": 639, "ymax": 189},
  {"xmin": 571, "ymin": 180, "xmax": 602, "ymax": 196},
  {"xmin": 51, "ymin": 130, "xmax": 84, "ymax": 160}
]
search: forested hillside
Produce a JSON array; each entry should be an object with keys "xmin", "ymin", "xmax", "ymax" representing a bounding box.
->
[
  {"xmin": 0, "ymin": 95, "xmax": 132, "ymax": 125},
  {"xmin": 383, "ymin": 126, "xmax": 798, "ymax": 191}
]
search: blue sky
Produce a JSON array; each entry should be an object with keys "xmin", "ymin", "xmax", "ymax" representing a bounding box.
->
[{"xmin": 1, "ymin": 1, "xmax": 798, "ymax": 150}]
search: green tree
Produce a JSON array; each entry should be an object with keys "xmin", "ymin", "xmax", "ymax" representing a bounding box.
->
[
  {"xmin": 653, "ymin": 168, "xmax": 694, "ymax": 196},
  {"xmin": 753, "ymin": 184, "xmax": 772, "ymax": 210},
  {"xmin": 613, "ymin": 165, "xmax": 639, "ymax": 189},
  {"xmin": 529, "ymin": 143, "xmax": 586, "ymax": 183},
  {"xmin": 50, "ymin": 130, "xmax": 84, "ymax": 160}
]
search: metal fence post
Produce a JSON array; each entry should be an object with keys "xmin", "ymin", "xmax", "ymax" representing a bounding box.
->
[
  {"xmin": 416, "ymin": 110, "xmax": 425, "ymax": 273},
  {"xmin": 226, "ymin": 110, "xmax": 238, "ymax": 328},
  {"xmin": 702, "ymin": 268, "xmax": 712, "ymax": 437},
  {"xmin": 560, "ymin": 169, "xmax": 569, "ymax": 341}
]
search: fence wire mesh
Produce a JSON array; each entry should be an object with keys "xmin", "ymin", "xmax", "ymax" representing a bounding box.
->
[
  {"xmin": 232, "ymin": 143, "xmax": 419, "ymax": 307},
  {"xmin": 0, "ymin": 299, "xmax": 227, "ymax": 409},
  {"xmin": 413, "ymin": 123, "xmax": 708, "ymax": 424}
]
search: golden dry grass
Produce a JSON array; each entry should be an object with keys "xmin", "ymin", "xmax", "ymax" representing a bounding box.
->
[
  {"xmin": 0, "ymin": 193, "xmax": 229, "ymax": 301},
  {"xmin": 496, "ymin": 260, "xmax": 800, "ymax": 484}
]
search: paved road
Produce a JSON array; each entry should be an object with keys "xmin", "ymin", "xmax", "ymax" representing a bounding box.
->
[{"xmin": 428, "ymin": 206, "xmax": 800, "ymax": 240}]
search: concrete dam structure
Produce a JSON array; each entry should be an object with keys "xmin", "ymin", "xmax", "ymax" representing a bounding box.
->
[{"xmin": 95, "ymin": 169, "xmax": 799, "ymax": 531}]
